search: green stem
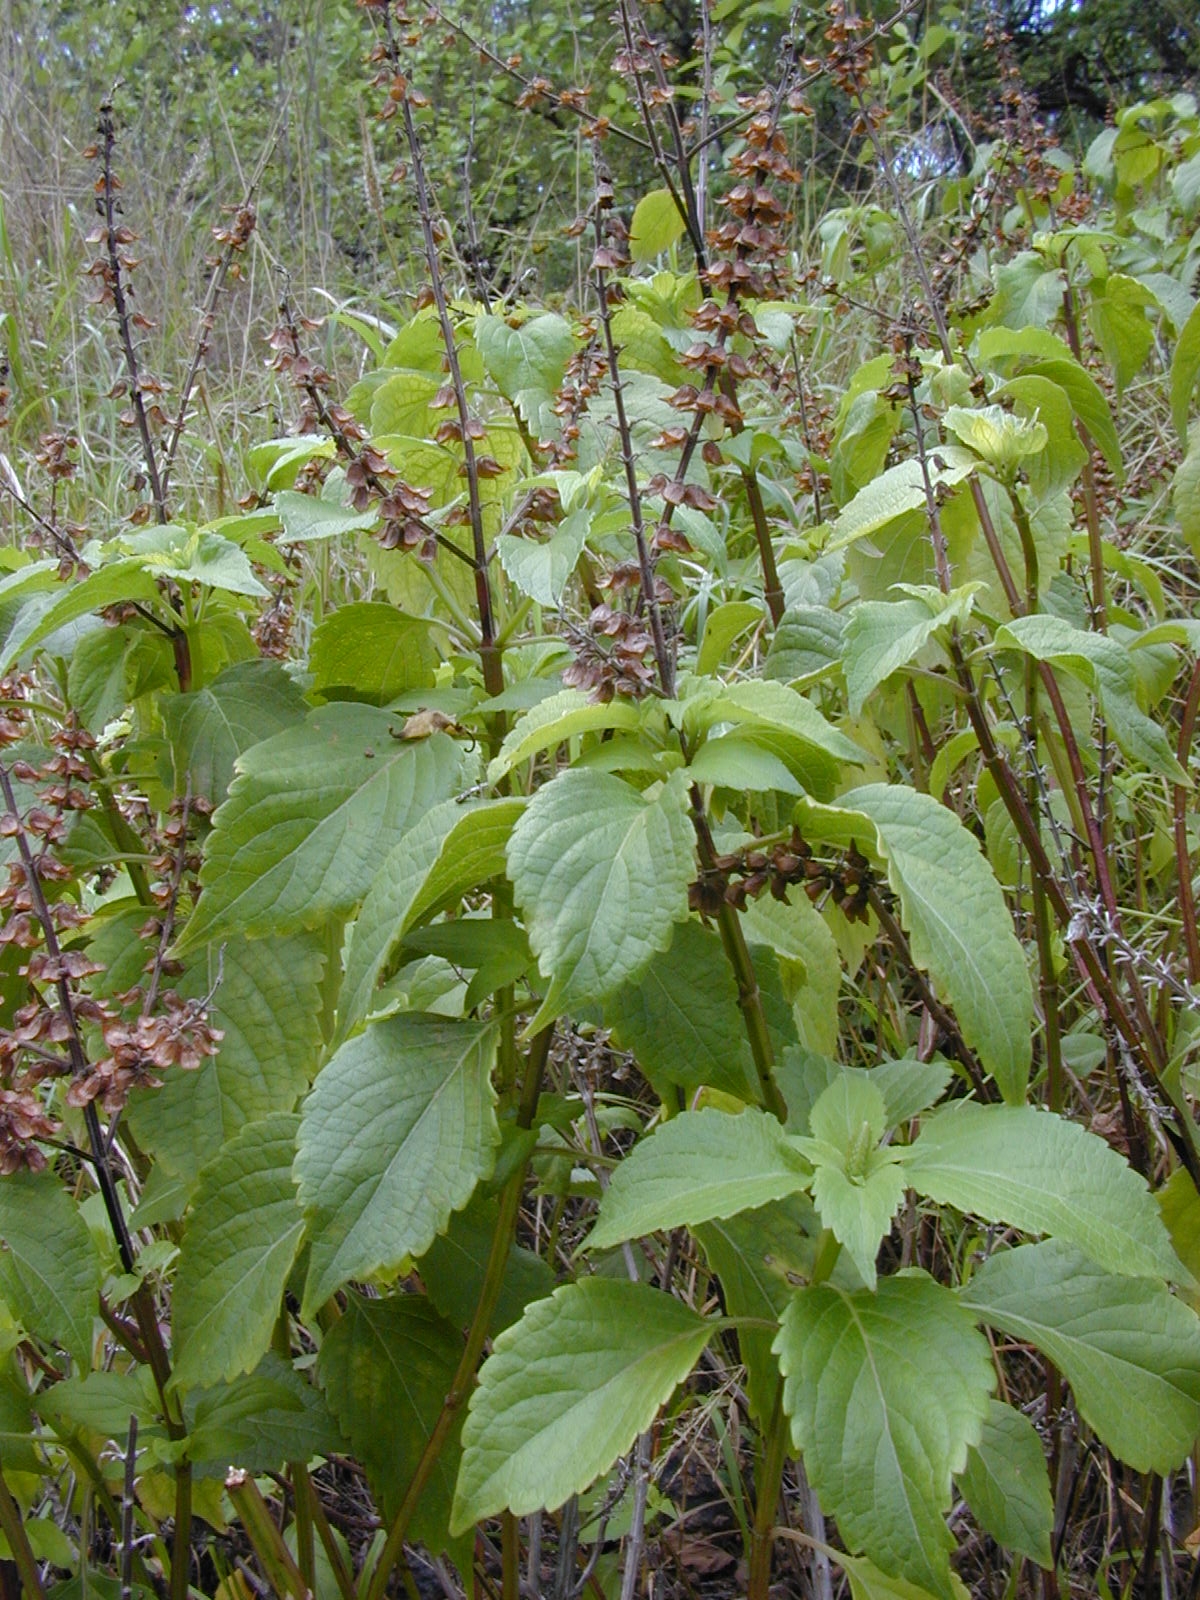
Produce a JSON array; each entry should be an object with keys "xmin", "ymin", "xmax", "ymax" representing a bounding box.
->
[
  {"xmin": 738, "ymin": 464, "xmax": 785, "ymax": 626},
  {"xmin": 362, "ymin": 1028, "xmax": 552, "ymax": 1600},
  {"xmin": 225, "ymin": 1471, "xmax": 310, "ymax": 1600},
  {"xmin": 171, "ymin": 1465, "xmax": 193, "ymax": 1600},
  {"xmin": 84, "ymin": 751, "xmax": 153, "ymax": 905},
  {"xmin": 1175, "ymin": 661, "xmax": 1200, "ymax": 985},
  {"xmin": 302, "ymin": 1471, "xmax": 356, "ymax": 1600},
  {"xmin": 0, "ymin": 1462, "xmax": 46, "ymax": 1600},
  {"xmin": 746, "ymin": 1383, "xmax": 788, "ymax": 1600},
  {"xmin": 501, "ymin": 1513, "xmax": 520, "ymax": 1600},
  {"xmin": 746, "ymin": 1231, "xmax": 840, "ymax": 1600},
  {"xmin": 290, "ymin": 1464, "xmax": 316, "ymax": 1597},
  {"xmin": 689, "ymin": 789, "xmax": 787, "ymax": 1122}
]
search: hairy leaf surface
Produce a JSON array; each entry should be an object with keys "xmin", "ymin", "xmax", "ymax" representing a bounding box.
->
[
  {"xmin": 318, "ymin": 1294, "xmax": 467, "ymax": 1561},
  {"xmin": 296, "ymin": 1015, "xmax": 499, "ymax": 1314},
  {"xmin": 960, "ymin": 1241, "xmax": 1200, "ymax": 1471},
  {"xmin": 797, "ymin": 785, "xmax": 1033, "ymax": 1101},
  {"xmin": 774, "ymin": 1275, "xmax": 993, "ymax": 1598},
  {"xmin": 172, "ymin": 1113, "xmax": 304, "ymax": 1391},
  {"xmin": 507, "ymin": 768, "xmax": 694, "ymax": 1025},
  {"xmin": 588, "ymin": 1108, "xmax": 812, "ymax": 1249},
  {"xmin": 452, "ymin": 1280, "xmax": 713, "ymax": 1531},
  {"xmin": 908, "ymin": 1101, "xmax": 1181, "ymax": 1279},
  {"xmin": 178, "ymin": 709, "xmax": 472, "ymax": 949}
]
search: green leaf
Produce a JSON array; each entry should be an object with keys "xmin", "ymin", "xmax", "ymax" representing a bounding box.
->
[
  {"xmin": 907, "ymin": 1101, "xmax": 1182, "ymax": 1280},
  {"xmin": 996, "ymin": 375, "xmax": 1088, "ymax": 498},
  {"xmin": 683, "ymin": 679, "xmax": 866, "ymax": 801},
  {"xmin": 127, "ymin": 930, "xmax": 325, "ymax": 1182},
  {"xmin": 828, "ymin": 450, "xmax": 978, "ymax": 553},
  {"xmin": 117, "ymin": 524, "xmax": 269, "ymax": 597},
  {"xmin": 452, "ymin": 1280, "xmax": 713, "ymax": 1531},
  {"xmin": 741, "ymin": 893, "xmax": 842, "ymax": 1058},
  {"xmin": 783, "ymin": 1051, "xmax": 951, "ymax": 1135},
  {"xmin": 774, "ymin": 1275, "xmax": 993, "ymax": 1599},
  {"xmin": 0, "ymin": 1169, "xmax": 98, "ymax": 1367},
  {"xmin": 1171, "ymin": 298, "xmax": 1200, "ymax": 439},
  {"xmin": 764, "ymin": 605, "xmax": 846, "ymax": 685},
  {"xmin": 68, "ymin": 622, "xmax": 174, "ymax": 732},
  {"xmin": 1173, "ymin": 423, "xmax": 1200, "ymax": 558},
  {"xmin": 797, "ymin": 785, "xmax": 1033, "ymax": 1102},
  {"xmin": 6, "ymin": 1518, "xmax": 73, "ymax": 1568},
  {"xmin": 687, "ymin": 734, "xmax": 803, "ymax": 795},
  {"xmin": 487, "ymin": 689, "xmax": 641, "ymax": 785},
  {"xmin": 507, "ymin": 768, "xmax": 694, "ymax": 1025},
  {"xmin": 171, "ymin": 1113, "xmax": 304, "ymax": 1392},
  {"xmin": 696, "ymin": 601, "xmax": 764, "ymax": 675},
  {"xmin": 797, "ymin": 1077, "xmax": 905, "ymax": 1288},
  {"xmin": 994, "ymin": 613, "xmax": 1187, "ymax": 781},
  {"xmin": 419, "ymin": 1195, "xmax": 555, "ymax": 1335},
  {"xmin": 177, "ymin": 708, "xmax": 472, "ymax": 950},
  {"xmin": 629, "ymin": 189, "xmax": 688, "ymax": 262},
  {"xmin": 943, "ymin": 404, "xmax": 1047, "ymax": 469},
  {"xmin": 609, "ymin": 306, "xmax": 686, "ymax": 386},
  {"xmin": 808, "ymin": 1161, "xmax": 906, "ymax": 1291},
  {"xmin": 496, "ymin": 508, "xmax": 589, "ymax": 608},
  {"xmin": 338, "ymin": 797, "xmax": 523, "ymax": 1039},
  {"xmin": 1158, "ymin": 1167, "xmax": 1200, "ymax": 1285},
  {"xmin": 476, "ymin": 312, "xmax": 576, "ymax": 400},
  {"xmin": 318, "ymin": 1294, "xmax": 467, "ymax": 1561},
  {"xmin": 1087, "ymin": 274, "xmax": 1157, "ymax": 394},
  {"xmin": 975, "ymin": 330, "xmax": 1122, "ymax": 477},
  {"xmin": 990, "ymin": 254, "xmax": 1065, "ymax": 330},
  {"xmin": 832, "ymin": 390, "xmax": 901, "ymax": 505},
  {"xmin": 960, "ymin": 1241, "xmax": 1200, "ymax": 1472},
  {"xmin": 588, "ymin": 1108, "xmax": 812, "ymax": 1250},
  {"xmin": 865, "ymin": 1057, "xmax": 954, "ymax": 1125},
  {"xmin": 0, "ymin": 560, "xmax": 160, "ymax": 671},
  {"xmin": 35, "ymin": 1369, "xmax": 160, "ymax": 1440},
  {"xmin": 0, "ymin": 1363, "xmax": 45, "ymax": 1474},
  {"xmin": 694, "ymin": 1192, "xmax": 825, "ymax": 1422},
  {"xmin": 837, "ymin": 1552, "xmax": 965, "ymax": 1600},
  {"xmin": 403, "ymin": 919, "xmax": 533, "ymax": 1010},
  {"xmin": 161, "ymin": 660, "xmax": 307, "ymax": 805},
  {"xmin": 186, "ymin": 1353, "xmax": 342, "ymax": 1473},
  {"xmin": 1027, "ymin": 358, "xmax": 1123, "ymax": 479},
  {"xmin": 601, "ymin": 918, "xmax": 759, "ymax": 1101},
  {"xmin": 842, "ymin": 590, "xmax": 975, "ymax": 715},
  {"xmin": 295, "ymin": 1015, "xmax": 499, "ymax": 1314},
  {"xmin": 273, "ymin": 489, "xmax": 379, "ymax": 544},
  {"xmin": 369, "ymin": 372, "xmax": 440, "ymax": 437},
  {"xmin": 957, "ymin": 1400, "xmax": 1052, "ymax": 1569},
  {"xmin": 309, "ymin": 604, "xmax": 438, "ymax": 702}
]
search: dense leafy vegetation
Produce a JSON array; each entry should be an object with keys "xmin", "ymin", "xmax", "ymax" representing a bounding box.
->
[{"xmin": 1, "ymin": 2, "xmax": 1200, "ymax": 1598}]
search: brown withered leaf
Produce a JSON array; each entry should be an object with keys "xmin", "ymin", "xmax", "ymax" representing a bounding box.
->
[{"xmin": 395, "ymin": 709, "xmax": 459, "ymax": 740}]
